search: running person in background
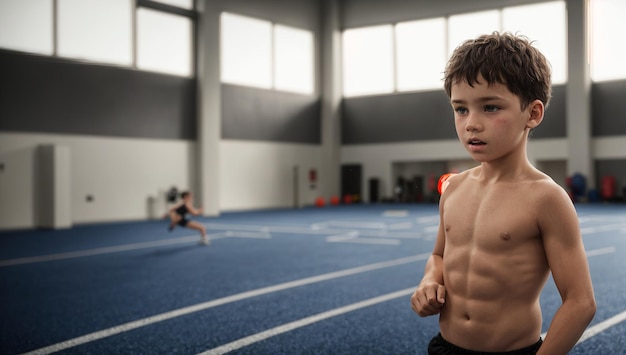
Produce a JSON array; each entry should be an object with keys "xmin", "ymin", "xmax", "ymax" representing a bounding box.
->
[
  {"xmin": 168, "ymin": 191, "xmax": 209, "ymax": 245},
  {"xmin": 410, "ymin": 32, "xmax": 596, "ymax": 354}
]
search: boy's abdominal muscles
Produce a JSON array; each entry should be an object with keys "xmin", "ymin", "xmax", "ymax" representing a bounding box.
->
[{"xmin": 438, "ymin": 260, "xmax": 546, "ymax": 352}]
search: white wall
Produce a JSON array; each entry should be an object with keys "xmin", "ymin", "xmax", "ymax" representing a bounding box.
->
[
  {"xmin": 0, "ymin": 132, "xmax": 195, "ymax": 229},
  {"xmin": 3, "ymin": 130, "xmax": 622, "ymax": 230},
  {"xmin": 0, "ymin": 132, "xmax": 325, "ymax": 230},
  {"xmin": 593, "ymin": 136, "xmax": 626, "ymax": 159},
  {"xmin": 220, "ymin": 140, "xmax": 323, "ymax": 211}
]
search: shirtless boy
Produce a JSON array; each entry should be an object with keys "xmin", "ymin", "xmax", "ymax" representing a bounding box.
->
[
  {"xmin": 168, "ymin": 191, "xmax": 209, "ymax": 245},
  {"xmin": 410, "ymin": 32, "xmax": 596, "ymax": 354}
]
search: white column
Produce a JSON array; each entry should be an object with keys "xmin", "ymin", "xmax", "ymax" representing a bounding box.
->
[
  {"xmin": 37, "ymin": 144, "xmax": 72, "ymax": 229},
  {"xmin": 566, "ymin": 0, "xmax": 594, "ymax": 189},
  {"xmin": 320, "ymin": 0, "xmax": 342, "ymax": 200},
  {"xmin": 196, "ymin": 0, "xmax": 221, "ymax": 216}
]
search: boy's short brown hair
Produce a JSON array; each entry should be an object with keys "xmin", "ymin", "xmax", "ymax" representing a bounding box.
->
[{"xmin": 444, "ymin": 31, "xmax": 552, "ymax": 110}]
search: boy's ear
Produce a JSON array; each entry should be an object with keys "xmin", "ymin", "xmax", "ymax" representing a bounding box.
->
[{"xmin": 526, "ymin": 99, "xmax": 544, "ymax": 129}]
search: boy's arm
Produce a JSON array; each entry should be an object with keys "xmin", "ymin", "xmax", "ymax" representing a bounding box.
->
[
  {"xmin": 536, "ymin": 186, "xmax": 596, "ymax": 355},
  {"xmin": 411, "ymin": 201, "xmax": 446, "ymax": 317}
]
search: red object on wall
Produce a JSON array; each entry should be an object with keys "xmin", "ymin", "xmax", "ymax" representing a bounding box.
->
[
  {"xmin": 601, "ymin": 175, "xmax": 616, "ymax": 200},
  {"xmin": 309, "ymin": 169, "xmax": 317, "ymax": 183}
]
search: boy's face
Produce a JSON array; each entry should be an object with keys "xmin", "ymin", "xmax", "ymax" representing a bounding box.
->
[{"xmin": 449, "ymin": 75, "xmax": 542, "ymax": 163}]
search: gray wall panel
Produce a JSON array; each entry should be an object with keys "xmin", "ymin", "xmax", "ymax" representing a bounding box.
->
[
  {"xmin": 0, "ymin": 50, "xmax": 196, "ymax": 140},
  {"xmin": 592, "ymin": 80, "xmax": 626, "ymax": 136},
  {"xmin": 221, "ymin": 84, "xmax": 321, "ymax": 143},
  {"xmin": 342, "ymin": 90, "xmax": 454, "ymax": 144},
  {"xmin": 533, "ymin": 85, "xmax": 566, "ymax": 139},
  {"xmin": 342, "ymin": 85, "xmax": 566, "ymax": 144},
  {"xmin": 218, "ymin": 0, "xmax": 323, "ymax": 144}
]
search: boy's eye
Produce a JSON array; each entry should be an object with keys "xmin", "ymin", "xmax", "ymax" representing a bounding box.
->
[
  {"xmin": 484, "ymin": 105, "xmax": 499, "ymax": 112},
  {"xmin": 454, "ymin": 107, "xmax": 468, "ymax": 115}
]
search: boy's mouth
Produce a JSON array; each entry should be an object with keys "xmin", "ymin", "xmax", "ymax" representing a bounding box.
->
[{"xmin": 468, "ymin": 138, "xmax": 486, "ymax": 146}]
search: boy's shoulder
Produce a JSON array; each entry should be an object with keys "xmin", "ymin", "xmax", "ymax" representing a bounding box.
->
[{"xmin": 448, "ymin": 166, "xmax": 568, "ymax": 198}]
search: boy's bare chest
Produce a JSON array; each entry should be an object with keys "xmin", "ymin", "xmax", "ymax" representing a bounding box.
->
[{"xmin": 442, "ymin": 187, "xmax": 541, "ymax": 249}]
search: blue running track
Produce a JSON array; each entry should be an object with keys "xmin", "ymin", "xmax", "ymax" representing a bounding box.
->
[{"xmin": 1, "ymin": 204, "xmax": 625, "ymax": 354}]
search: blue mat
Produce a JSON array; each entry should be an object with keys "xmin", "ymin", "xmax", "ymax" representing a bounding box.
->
[{"xmin": 1, "ymin": 203, "xmax": 625, "ymax": 354}]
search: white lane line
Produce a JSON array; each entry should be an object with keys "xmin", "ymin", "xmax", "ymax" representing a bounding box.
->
[
  {"xmin": 0, "ymin": 234, "xmax": 223, "ymax": 267},
  {"xmin": 225, "ymin": 231, "xmax": 272, "ymax": 239},
  {"xmin": 576, "ymin": 310, "xmax": 626, "ymax": 344},
  {"xmin": 541, "ymin": 310, "xmax": 626, "ymax": 347},
  {"xmin": 382, "ymin": 210, "xmax": 409, "ymax": 217},
  {"xmin": 198, "ymin": 287, "xmax": 416, "ymax": 355},
  {"xmin": 581, "ymin": 223, "xmax": 626, "ymax": 235},
  {"xmin": 585, "ymin": 246, "xmax": 616, "ymax": 257},
  {"xmin": 540, "ymin": 246, "xmax": 616, "ymax": 341},
  {"xmin": 21, "ymin": 254, "xmax": 430, "ymax": 355},
  {"xmin": 327, "ymin": 237, "xmax": 401, "ymax": 246}
]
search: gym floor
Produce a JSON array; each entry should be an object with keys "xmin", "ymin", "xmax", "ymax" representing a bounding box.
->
[{"xmin": 1, "ymin": 203, "xmax": 625, "ymax": 354}]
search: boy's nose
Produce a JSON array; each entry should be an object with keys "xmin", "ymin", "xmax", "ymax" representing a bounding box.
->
[{"xmin": 465, "ymin": 114, "xmax": 482, "ymax": 132}]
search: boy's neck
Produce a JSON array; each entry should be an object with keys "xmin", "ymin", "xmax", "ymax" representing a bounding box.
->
[{"xmin": 476, "ymin": 152, "xmax": 535, "ymax": 183}]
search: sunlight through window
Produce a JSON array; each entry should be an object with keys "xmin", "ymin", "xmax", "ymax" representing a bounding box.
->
[
  {"xmin": 395, "ymin": 18, "xmax": 447, "ymax": 92},
  {"xmin": 57, "ymin": 0, "xmax": 132, "ymax": 66},
  {"xmin": 343, "ymin": 25, "xmax": 394, "ymax": 97},
  {"xmin": 0, "ymin": 0, "xmax": 53, "ymax": 55},
  {"xmin": 503, "ymin": 1, "xmax": 567, "ymax": 84},
  {"xmin": 137, "ymin": 8, "xmax": 192, "ymax": 76},
  {"xmin": 274, "ymin": 25, "xmax": 314, "ymax": 94},
  {"xmin": 590, "ymin": 0, "xmax": 626, "ymax": 82},
  {"xmin": 221, "ymin": 12, "xmax": 272, "ymax": 89},
  {"xmin": 447, "ymin": 10, "xmax": 500, "ymax": 56}
]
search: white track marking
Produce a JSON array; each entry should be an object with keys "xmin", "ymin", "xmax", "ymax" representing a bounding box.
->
[
  {"xmin": 202, "ymin": 246, "xmax": 618, "ymax": 355},
  {"xmin": 0, "ymin": 235, "xmax": 223, "ymax": 267},
  {"xmin": 21, "ymin": 254, "xmax": 430, "ymax": 355},
  {"xmin": 416, "ymin": 215, "xmax": 440, "ymax": 224},
  {"xmin": 541, "ymin": 310, "xmax": 626, "ymax": 346},
  {"xmin": 327, "ymin": 236, "xmax": 401, "ymax": 245},
  {"xmin": 198, "ymin": 287, "xmax": 415, "ymax": 355},
  {"xmin": 581, "ymin": 223, "xmax": 626, "ymax": 235},
  {"xmin": 225, "ymin": 231, "xmax": 272, "ymax": 239},
  {"xmin": 1, "ymin": 221, "xmax": 426, "ymax": 267},
  {"xmin": 325, "ymin": 231, "xmax": 359, "ymax": 242},
  {"xmin": 576, "ymin": 310, "xmax": 626, "ymax": 344},
  {"xmin": 382, "ymin": 210, "xmax": 409, "ymax": 217},
  {"xmin": 388, "ymin": 222, "xmax": 414, "ymax": 230},
  {"xmin": 585, "ymin": 246, "xmax": 616, "ymax": 257},
  {"xmin": 540, "ymin": 246, "xmax": 617, "ymax": 341}
]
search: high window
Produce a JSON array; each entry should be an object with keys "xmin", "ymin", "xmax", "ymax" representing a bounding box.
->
[
  {"xmin": 57, "ymin": 0, "xmax": 133, "ymax": 66},
  {"xmin": 0, "ymin": 0, "xmax": 195, "ymax": 77},
  {"xmin": 341, "ymin": 1, "xmax": 567, "ymax": 97},
  {"xmin": 590, "ymin": 0, "xmax": 626, "ymax": 82},
  {"xmin": 137, "ymin": 8, "xmax": 192, "ymax": 76},
  {"xmin": 220, "ymin": 12, "xmax": 315, "ymax": 95},
  {"xmin": 0, "ymin": 0, "xmax": 53, "ymax": 55}
]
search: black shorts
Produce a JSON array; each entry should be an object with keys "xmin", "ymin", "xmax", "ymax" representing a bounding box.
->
[
  {"xmin": 428, "ymin": 333, "xmax": 542, "ymax": 355},
  {"xmin": 177, "ymin": 218, "xmax": 190, "ymax": 227}
]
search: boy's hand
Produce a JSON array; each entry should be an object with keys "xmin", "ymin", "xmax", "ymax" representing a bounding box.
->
[{"xmin": 411, "ymin": 282, "xmax": 446, "ymax": 317}]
